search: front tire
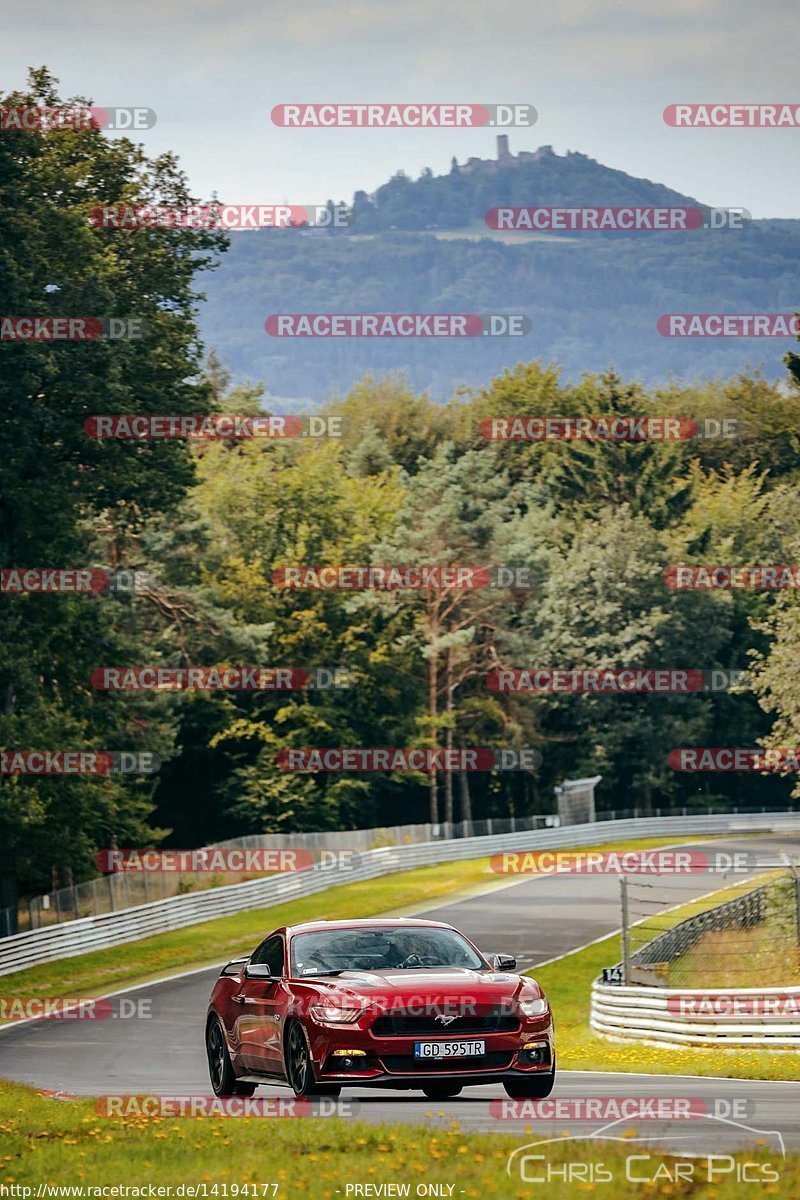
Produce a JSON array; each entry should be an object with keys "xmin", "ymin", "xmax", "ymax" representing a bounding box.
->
[
  {"xmin": 284, "ymin": 1020, "xmax": 341, "ymax": 1098},
  {"xmin": 421, "ymin": 1083, "xmax": 463, "ymax": 1100},
  {"xmin": 206, "ymin": 1015, "xmax": 257, "ymax": 1097}
]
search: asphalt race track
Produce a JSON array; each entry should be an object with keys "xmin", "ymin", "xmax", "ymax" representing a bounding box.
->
[{"xmin": 2, "ymin": 834, "xmax": 799, "ymax": 1153}]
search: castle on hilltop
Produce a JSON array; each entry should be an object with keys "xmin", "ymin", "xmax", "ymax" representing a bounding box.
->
[{"xmin": 455, "ymin": 136, "xmax": 581, "ymax": 174}]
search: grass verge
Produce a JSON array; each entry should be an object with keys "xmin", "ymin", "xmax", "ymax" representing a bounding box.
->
[{"xmin": 0, "ymin": 1078, "xmax": 791, "ymax": 1197}]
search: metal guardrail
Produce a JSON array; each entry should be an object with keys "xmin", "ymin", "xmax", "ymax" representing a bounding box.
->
[
  {"xmin": 10, "ymin": 803, "xmax": 795, "ymax": 936},
  {"xmin": 591, "ymin": 980, "xmax": 800, "ymax": 1047},
  {"xmin": 2, "ymin": 811, "xmax": 799, "ymax": 978},
  {"xmin": 7, "ymin": 815, "xmax": 562, "ymax": 935}
]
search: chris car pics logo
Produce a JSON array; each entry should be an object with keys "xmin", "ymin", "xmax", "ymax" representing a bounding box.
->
[{"xmin": 506, "ymin": 1114, "xmax": 784, "ymax": 1186}]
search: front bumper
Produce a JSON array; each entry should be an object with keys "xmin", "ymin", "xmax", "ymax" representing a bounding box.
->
[{"xmin": 307, "ymin": 1019, "xmax": 555, "ymax": 1086}]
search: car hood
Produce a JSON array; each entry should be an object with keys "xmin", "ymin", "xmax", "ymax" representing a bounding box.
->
[{"xmin": 294, "ymin": 967, "xmax": 539, "ymax": 1006}]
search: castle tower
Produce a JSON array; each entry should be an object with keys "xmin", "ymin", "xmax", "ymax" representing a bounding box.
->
[{"xmin": 496, "ymin": 134, "xmax": 511, "ymax": 161}]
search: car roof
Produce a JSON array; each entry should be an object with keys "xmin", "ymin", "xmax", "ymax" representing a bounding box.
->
[{"xmin": 284, "ymin": 917, "xmax": 452, "ymax": 937}]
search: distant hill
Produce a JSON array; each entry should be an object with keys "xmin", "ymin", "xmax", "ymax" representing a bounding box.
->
[
  {"xmin": 349, "ymin": 139, "xmax": 707, "ymax": 234},
  {"xmin": 199, "ymin": 140, "xmax": 800, "ymax": 401}
]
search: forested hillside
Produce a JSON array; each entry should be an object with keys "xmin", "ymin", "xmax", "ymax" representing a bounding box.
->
[{"xmin": 200, "ymin": 146, "xmax": 800, "ymax": 399}]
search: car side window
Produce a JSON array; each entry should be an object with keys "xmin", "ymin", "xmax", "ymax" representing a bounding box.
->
[{"xmin": 249, "ymin": 935, "xmax": 285, "ymax": 976}]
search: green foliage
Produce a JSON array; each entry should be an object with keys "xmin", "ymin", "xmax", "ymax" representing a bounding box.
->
[
  {"xmin": 0, "ymin": 68, "xmax": 226, "ymax": 890},
  {"xmin": 5, "ymin": 68, "xmax": 800, "ymax": 896}
]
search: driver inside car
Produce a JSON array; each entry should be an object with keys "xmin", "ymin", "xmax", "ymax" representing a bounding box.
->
[{"xmin": 294, "ymin": 929, "xmax": 479, "ymax": 974}]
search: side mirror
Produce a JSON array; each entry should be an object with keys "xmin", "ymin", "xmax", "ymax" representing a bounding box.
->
[
  {"xmin": 220, "ymin": 957, "xmax": 248, "ymax": 977},
  {"xmin": 491, "ymin": 953, "xmax": 517, "ymax": 972},
  {"xmin": 244, "ymin": 962, "xmax": 280, "ymax": 980}
]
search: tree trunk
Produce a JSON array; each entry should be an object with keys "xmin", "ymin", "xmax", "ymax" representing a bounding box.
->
[
  {"xmin": 444, "ymin": 650, "xmax": 454, "ymax": 826},
  {"xmin": 459, "ymin": 770, "xmax": 472, "ymax": 829},
  {"xmin": 428, "ymin": 606, "xmax": 439, "ymax": 826}
]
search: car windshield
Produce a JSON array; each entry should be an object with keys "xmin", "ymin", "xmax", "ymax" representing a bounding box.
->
[{"xmin": 290, "ymin": 926, "xmax": 487, "ymax": 976}]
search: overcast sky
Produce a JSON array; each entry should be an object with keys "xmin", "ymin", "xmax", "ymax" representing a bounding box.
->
[{"xmin": 3, "ymin": 0, "xmax": 798, "ymax": 218}]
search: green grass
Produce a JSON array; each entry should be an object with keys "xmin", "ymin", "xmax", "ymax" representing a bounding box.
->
[
  {"xmin": 0, "ymin": 835, "xmax": 712, "ymax": 1005},
  {"xmin": 0, "ymin": 1078, "xmax": 792, "ymax": 1197},
  {"xmin": 664, "ymin": 879, "xmax": 800, "ymax": 988},
  {"xmin": 670, "ymin": 922, "xmax": 800, "ymax": 987},
  {"xmin": 533, "ymin": 872, "xmax": 800, "ymax": 1080}
]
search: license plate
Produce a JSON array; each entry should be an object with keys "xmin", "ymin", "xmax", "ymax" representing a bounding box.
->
[{"xmin": 413, "ymin": 1040, "xmax": 485, "ymax": 1058}]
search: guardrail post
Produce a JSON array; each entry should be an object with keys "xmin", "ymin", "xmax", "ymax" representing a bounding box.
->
[{"xmin": 620, "ymin": 876, "xmax": 631, "ymax": 985}]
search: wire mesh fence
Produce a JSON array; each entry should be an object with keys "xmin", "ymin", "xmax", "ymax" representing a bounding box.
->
[{"xmin": 623, "ymin": 869, "xmax": 800, "ymax": 988}]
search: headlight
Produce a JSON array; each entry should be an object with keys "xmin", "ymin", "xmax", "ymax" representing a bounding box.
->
[
  {"xmin": 519, "ymin": 997, "xmax": 549, "ymax": 1017},
  {"xmin": 309, "ymin": 1003, "xmax": 363, "ymax": 1023}
]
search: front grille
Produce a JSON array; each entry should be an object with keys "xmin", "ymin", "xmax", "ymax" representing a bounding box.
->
[
  {"xmin": 382, "ymin": 1052, "xmax": 512, "ymax": 1073},
  {"xmin": 371, "ymin": 1009, "xmax": 520, "ymax": 1037}
]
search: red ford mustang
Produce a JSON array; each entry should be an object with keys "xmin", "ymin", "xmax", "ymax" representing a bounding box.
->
[{"xmin": 206, "ymin": 917, "xmax": 555, "ymax": 1100}]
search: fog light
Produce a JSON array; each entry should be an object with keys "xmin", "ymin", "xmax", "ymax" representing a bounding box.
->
[
  {"xmin": 522, "ymin": 1041, "xmax": 549, "ymax": 1064},
  {"xmin": 331, "ymin": 1049, "xmax": 367, "ymax": 1069}
]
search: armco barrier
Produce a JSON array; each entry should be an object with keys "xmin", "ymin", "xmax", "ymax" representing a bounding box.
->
[
  {"xmin": 14, "ymin": 815, "xmax": 560, "ymax": 934},
  {"xmin": 591, "ymin": 979, "xmax": 800, "ymax": 1047},
  {"xmin": 1, "ymin": 812, "xmax": 799, "ymax": 977}
]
